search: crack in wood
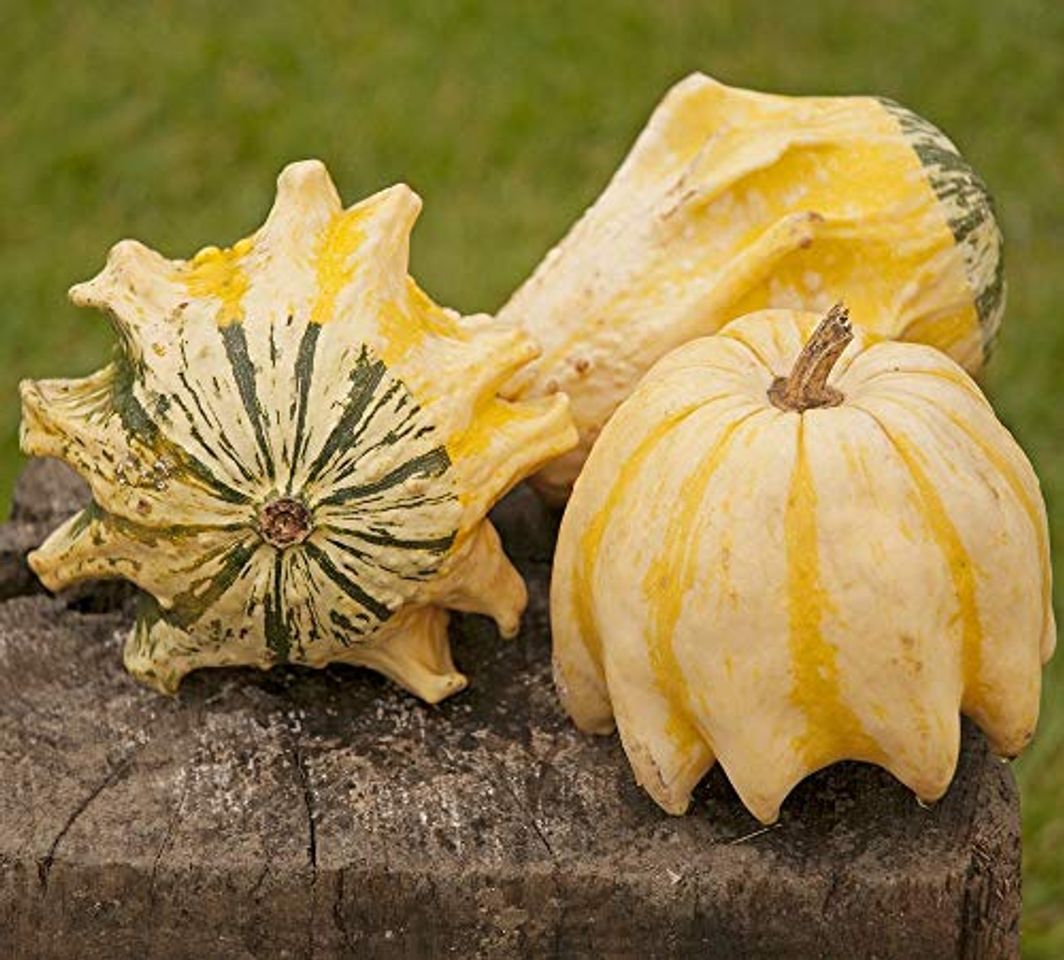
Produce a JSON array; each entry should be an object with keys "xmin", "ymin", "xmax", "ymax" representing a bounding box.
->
[
  {"xmin": 250, "ymin": 860, "xmax": 271, "ymax": 899},
  {"xmin": 494, "ymin": 762, "xmax": 554, "ymax": 860},
  {"xmin": 37, "ymin": 748, "xmax": 140, "ymax": 892},
  {"xmin": 289, "ymin": 736, "xmax": 318, "ymax": 959},
  {"xmin": 0, "ymin": 467, "xmax": 1025, "ymax": 957},
  {"xmin": 148, "ymin": 777, "xmax": 191, "ymax": 911},
  {"xmin": 291, "ymin": 742, "xmax": 318, "ymax": 876},
  {"xmin": 820, "ymin": 870, "xmax": 843, "ymax": 915},
  {"xmin": 332, "ymin": 866, "xmax": 354, "ymax": 951}
]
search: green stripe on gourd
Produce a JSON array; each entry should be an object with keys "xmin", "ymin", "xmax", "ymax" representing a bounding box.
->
[
  {"xmin": 21, "ymin": 159, "xmax": 578, "ymax": 702},
  {"xmin": 879, "ymin": 98, "xmax": 1006, "ymax": 356},
  {"xmin": 84, "ymin": 340, "xmax": 458, "ymax": 668},
  {"xmin": 220, "ymin": 322, "xmax": 277, "ymax": 479}
]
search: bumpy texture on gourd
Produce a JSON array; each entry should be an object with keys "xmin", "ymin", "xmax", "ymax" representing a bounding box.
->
[
  {"xmin": 551, "ymin": 308, "xmax": 1053, "ymax": 821},
  {"xmin": 499, "ymin": 73, "xmax": 1005, "ymax": 501},
  {"xmin": 21, "ymin": 160, "xmax": 576, "ymax": 702}
]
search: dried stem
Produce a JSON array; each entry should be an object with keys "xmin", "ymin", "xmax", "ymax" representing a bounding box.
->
[{"xmin": 768, "ymin": 303, "xmax": 853, "ymax": 412}]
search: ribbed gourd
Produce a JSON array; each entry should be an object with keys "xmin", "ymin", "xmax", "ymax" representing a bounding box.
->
[
  {"xmin": 21, "ymin": 160, "xmax": 576, "ymax": 702},
  {"xmin": 551, "ymin": 306, "xmax": 1053, "ymax": 821},
  {"xmin": 499, "ymin": 73, "xmax": 1005, "ymax": 501}
]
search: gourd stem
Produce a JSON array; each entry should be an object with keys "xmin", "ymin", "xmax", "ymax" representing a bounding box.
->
[
  {"xmin": 259, "ymin": 496, "xmax": 313, "ymax": 549},
  {"xmin": 768, "ymin": 303, "xmax": 853, "ymax": 412}
]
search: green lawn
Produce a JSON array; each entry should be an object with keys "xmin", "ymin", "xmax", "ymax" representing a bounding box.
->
[{"xmin": 2, "ymin": 0, "xmax": 1060, "ymax": 952}]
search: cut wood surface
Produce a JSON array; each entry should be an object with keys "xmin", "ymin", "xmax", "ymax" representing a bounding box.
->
[{"xmin": 0, "ymin": 460, "xmax": 1020, "ymax": 958}]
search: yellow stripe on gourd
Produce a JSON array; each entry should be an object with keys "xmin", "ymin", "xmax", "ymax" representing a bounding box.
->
[
  {"xmin": 181, "ymin": 237, "xmax": 253, "ymax": 327},
  {"xmin": 940, "ymin": 409, "xmax": 1052, "ymax": 643},
  {"xmin": 871, "ymin": 421, "xmax": 984, "ymax": 695},
  {"xmin": 722, "ymin": 100, "xmax": 978, "ymax": 355},
  {"xmin": 376, "ymin": 299, "xmax": 426, "ymax": 367},
  {"xmin": 642, "ymin": 409, "xmax": 760, "ymax": 751},
  {"xmin": 306, "ymin": 206, "xmax": 461, "ymax": 364},
  {"xmin": 446, "ymin": 397, "xmax": 540, "ymax": 464},
  {"xmin": 377, "ymin": 285, "xmax": 467, "ymax": 370},
  {"xmin": 572, "ymin": 401, "xmax": 712, "ymax": 669},
  {"xmin": 408, "ymin": 280, "xmax": 466, "ymax": 340},
  {"xmin": 786, "ymin": 419, "xmax": 883, "ymax": 768},
  {"xmin": 900, "ymin": 308, "xmax": 981, "ymax": 358},
  {"xmin": 310, "ymin": 208, "xmax": 368, "ymax": 326}
]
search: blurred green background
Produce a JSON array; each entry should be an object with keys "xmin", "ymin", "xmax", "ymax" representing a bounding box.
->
[{"xmin": 2, "ymin": 0, "xmax": 1060, "ymax": 952}]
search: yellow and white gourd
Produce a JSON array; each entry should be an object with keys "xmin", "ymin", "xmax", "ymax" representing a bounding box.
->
[
  {"xmin": 551, "ymin": 307, "xmax": 1053, "ymax": 822},
  {"xmin": 22, "ymin": 160, "xmax": 576, "ymax": 702},
  {"xmin": 499, "ymin": 73, "xmax": 1005, "ymax": 501}
]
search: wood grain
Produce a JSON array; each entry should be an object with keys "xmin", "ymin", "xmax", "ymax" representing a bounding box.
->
[{"xmin": 0, "ymin": 460, "xmax": 1020, "ymax": 958}]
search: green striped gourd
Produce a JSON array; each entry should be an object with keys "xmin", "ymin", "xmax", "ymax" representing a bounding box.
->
[
  {"xmin": 498, "ymin": 73, "xmax": 1005, "ymax": 502},
  {"xmin": 552, "ymin": 307, "xmax": 1053, "ymax": 821},
  {"xmin": 21, "ymin": 160, "xmax": 576, "ymax": 702}
]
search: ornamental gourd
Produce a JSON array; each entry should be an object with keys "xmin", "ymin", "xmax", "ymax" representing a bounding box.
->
[
  {"xmin": 21, "ymin": 160, "xmax": 576, "ymax": 702},
  {"xmin": 499, "ymin": 73, "xmax": 1004, "ymax": 501},
  {"xmin": 551, "ymin": 306, "xmax": 1053, "ymax": 822}
]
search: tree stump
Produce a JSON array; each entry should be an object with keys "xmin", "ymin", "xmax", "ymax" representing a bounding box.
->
[{"xmin": 0, "ymin": 461, "xmax": 1020, "ymax": 959}]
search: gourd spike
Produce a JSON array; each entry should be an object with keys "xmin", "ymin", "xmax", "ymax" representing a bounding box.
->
[
  {"xmin": 255, "ymin": 159, "xmax": 344, "ymax": 261},
  {"xmin": 450, "ymin": 393, "xmax": 577, "ymax": 519},
  {"xmin": 69, "ymin": 239, "xmax": 183, "ymax": 340},
  {"xmin": 463, "ymin": 326, "xmax": 543, "ymax": 403},
  {"xmin": 963, "ymin": 668, "xmax": 1042, "ymax": 760},
  {"xmin": 606, "ymin": 665, "xmax": 714, "ymax": 816},
  {"xmin": 882, "ymin": 714, "xmax": 961, "ymax": 807},
  {"xmin": 20, "ymin": 366, "xmax": 251, "ymax": 530},
  {"xmin": 347, "ymin": 606, "xmax": 467, "ymax": 704},
  {"xmin": 289, "ymin": 181, "xmax": 422, "ymax": 341},
  {"xmin": 1041, "ymin": 608, "xmax": 1057, "ymax": 664},
  {"xmin": 259, "ymin": 163, "xmax": 420, "ymax": 304},
  {"xmin": 272, "ymin": 159, "xmax": 343, "ymax": 219},
  {"xmin": 550, "ymin": 623, "xmax": 614, "ymax": 737},
  {"xmin": 549, "ymin": 518, "xmax": 614, "ymax": 734},
  {"xmin": 425, "ymin": 520, "xmax": 527, "ymax": 639},
  {"xmin": 29, "ymin": 503, "xmax": 252, "ymax": 615},
  {"xmin": 28, "ymin": 509, "xmax": 109, "ymax": 593},
  {"xmin": 19, "ymin": 367, "xmax": 115, "ymax": 463},
  {"xmin": 124, "ymin": 611, "xmax": 196, "ymax": 696},
  {"xmin": 351, "ymin": 183, "xmax": 422, "ymax": 298},
  {"xmin": 551, "ymin": 652, "xmax": 613, "ymax": 735},
  {"xmin": 713, "ymin": 755, "xmax": 792, "ymax": 827}
]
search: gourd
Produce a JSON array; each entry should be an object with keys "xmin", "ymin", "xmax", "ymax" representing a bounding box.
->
[
  {"xmin": 551, "ymin": 306, "xmax": 1053, "ymax": 821},
  {"xmin": 21, "ymin": 160, "xmax": 577, "ymax": 702},
  {"xmin": 499, "ymin": 73, "xmax": 1005, "ymax": 501}
]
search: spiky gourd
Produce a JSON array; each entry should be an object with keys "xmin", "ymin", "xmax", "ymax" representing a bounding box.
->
[
  {"xmin": 22, "ymin": 160, "xmax": 576, "ymax": 702},
  {"xmin": 552, "ymin": 307, "xmax": 1052, "ymax": 821},
  {"xmin": 499, "ymin": 73, "xmax": 1005, "ymax": 501}
]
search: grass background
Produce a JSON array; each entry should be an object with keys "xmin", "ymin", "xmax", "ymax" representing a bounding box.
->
[{"xmin": 2, "ymin": 0, "xmax": 1060, "ymax": 952}]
